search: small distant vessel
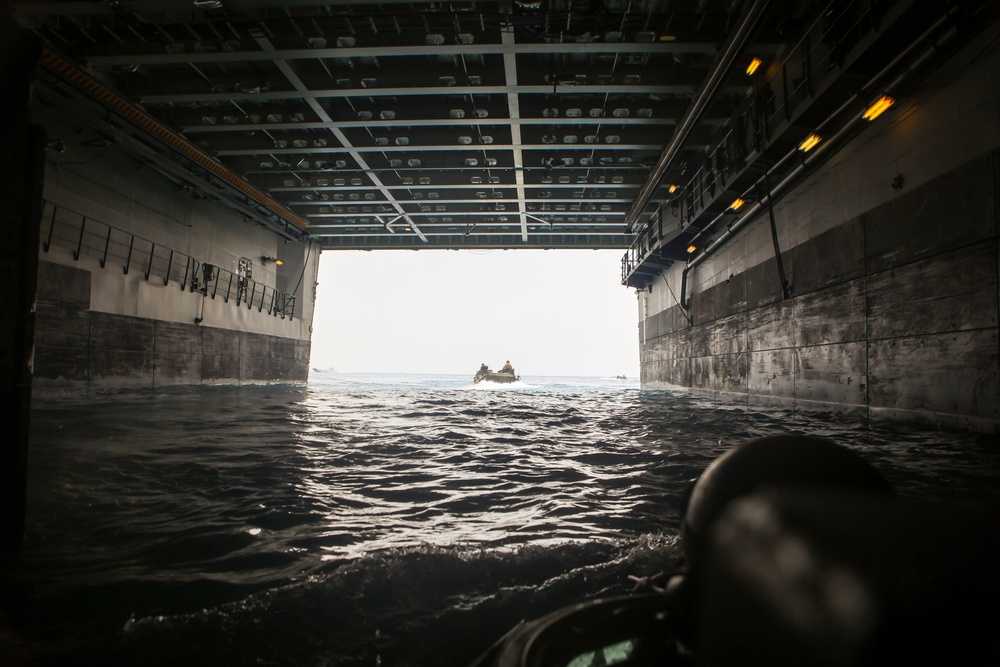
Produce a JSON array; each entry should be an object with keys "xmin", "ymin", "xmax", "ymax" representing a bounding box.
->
[
  {"xmin": 474, "ymin": 361, "xmax": 519, "ymax": 384},
  {"xmin": 615, "ymin": 375, "xmax": 627, "ymax": 380},
  {"xmin": 312, "ymin": 367, "xmax": 336, "ymax": 373}
]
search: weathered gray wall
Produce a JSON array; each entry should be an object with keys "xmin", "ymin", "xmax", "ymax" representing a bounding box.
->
[
  {"xmin": 31, "ymin": 102, "xmax": 318, "ymax": 397},
  {"xmin": 638, "ymin": 21, "xmax": 1000, "ymax": 431},
  {"xmin": 34, "ymin": 260, "xmax": 310, "ymax": 396}
]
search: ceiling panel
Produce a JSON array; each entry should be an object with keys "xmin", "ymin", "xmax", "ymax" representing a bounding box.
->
[{"xmin": 15, "ymin": 0, "xmax": 977, "ymax": 260}]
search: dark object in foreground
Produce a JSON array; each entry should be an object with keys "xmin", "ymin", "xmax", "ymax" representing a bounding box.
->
[
  {"xmin": 471, "ymin": 594, "xmax": 681, "ymax": 667},
  {"xmin": 469, "ymin": 435, "xmax": 1000, "ymax": 666}
]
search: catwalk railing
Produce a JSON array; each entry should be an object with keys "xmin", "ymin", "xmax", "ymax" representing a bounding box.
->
[
  {"xmin": 40, "ymin": 201, "xmax": 296, "ymax": 319},
  {"xmin": 622, "ymin": 0, "xmax": 894, "ymax": 287}
]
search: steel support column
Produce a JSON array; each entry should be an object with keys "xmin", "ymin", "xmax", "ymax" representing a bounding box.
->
[{"xmin": 0, "ymin": 16, "xmax": 43, "ymax": 551}]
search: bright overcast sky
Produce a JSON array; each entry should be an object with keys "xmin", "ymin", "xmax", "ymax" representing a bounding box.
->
[{"xmin": 310, "ymin": 249, "xmax": 640, "ymax": 378}]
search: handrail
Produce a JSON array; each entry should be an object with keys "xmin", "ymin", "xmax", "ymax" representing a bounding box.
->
[
  {"xmin": 669, "ymin": 0, "xmax": 872, "ymax": 220},
  {"xmin": 621, "ymin": 0, "xmax": 887, "ymax": 286},
  {"xmin": 622, "ymin": 0, "xmax": 772, "ymax": 231},
  {"xmin": 40, "ymin": 200, "xmax": 296, "ymax": 320},
  {"xmin": 674, "ymin": 5, "xmax": 963, "ymax": 310}
]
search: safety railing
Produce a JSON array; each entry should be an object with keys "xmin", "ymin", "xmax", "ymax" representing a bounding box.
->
[
  {"xmin": 621, "ymin": 246, "xmax": 639, "ymax": 285},
  {"xmin": 677, "ymin": 0, "xmax": 887, "ymax": 221},
  {"xmin": 197, "ymin": 260, "xmax": 296, "ymax": 318},
  {"xmin": 40, "ymin": 200, "xmax": 296, "ymax": 319},
  {"xmin": 623, "ymin": 0, "xmax": 893, "ymax": 284}
]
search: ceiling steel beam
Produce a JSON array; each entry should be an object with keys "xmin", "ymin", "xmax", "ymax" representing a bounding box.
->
[
  {"xmin": 500, "ymin": 25, "xmax": 528, "ymax": 241},
  {"xmin": 87, "ymin": 41, "xmax": 721, "ymax": 67},
  {"xmin": 138, "ymin": 84, "xmax": 714, "ymax": 105},
  {"xmin": 314, "ymin": 239, "xmax": 634, "ymax": 250},
  {"xmin": 308, "ymin": 223, "xmax": 626, "ymax": 230},
  {"xmin": 252, "ymin": 33, "xmax": 427, "ymax": 244},
  {"xmin": 303, "ymin": 216, "xmax": 629, "ymax": 222},
  {"xmin": 215, "ymin": 143, "xmax": 671, "ymax": 155},
  {"xmin": 309, "ymin": 229, "xmax": 630, "ymax": 236},
  {"xmin": 268, "ymin": 183, "xmax": 644, "ymax": 191},
  {"xmin": 37, "ymin": 49, "xmax": 309, "ymax": 234},
  {"xmin": 290, "ymin": 199, "xmax": 633, "ymax": 207},
  {"xmin": 180, "ymin": 117, "xmax": 682, "ymax": 133}
]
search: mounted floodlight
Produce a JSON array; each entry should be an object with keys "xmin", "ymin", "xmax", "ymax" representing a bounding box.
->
[
  {"xmin": 746, "ymin": 57, "xmax": 763, "ymax": 75},
  {"xmin": 668, "ymin": 184, "xmax": 678, "ymax": 193},
  {"xmin": 261, "ymin": 256, "xmax": 283, "ymax": 266},
  {"xmin": 798, "ymin": 134, "xmax": 822, "ymax": 152},
  {"xmin": 863, "ymin": 95, "xmax": 895, "ymax": 121},
  {"xmin": 687, "ymin": 245, "xmax": 697, "ymax": 254},
  {"xmin": 729, "ymin": 197, "xmax": 746, "ymax": 211}
]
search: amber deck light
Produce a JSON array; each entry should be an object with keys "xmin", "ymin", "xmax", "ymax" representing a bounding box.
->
[
  {"xmin": 687, "ymin": 244, "xmax": 698, "ymax": 254},
  {"xmin": 798, "ymin": 134, "xmax": 822, "ymax": 152},
  {"xmin": 863, "ymin": 95, "xmax": 895, "ymax": 121},
  {"xmin": 729, "ymin": 197, "xmax": 746, "ymax": 211},
  {"xmin": 746, "ymin": 57, "xmax": 762, "ymax": 75},
  {"xmin": 668, "ymin": 184, "xmax": 678, "ymax": 193}
]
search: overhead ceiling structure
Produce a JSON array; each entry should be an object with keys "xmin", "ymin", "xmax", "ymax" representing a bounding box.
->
[{"xmin": 11, "ymin": 0, "xmax": 993, "ymax": 258}]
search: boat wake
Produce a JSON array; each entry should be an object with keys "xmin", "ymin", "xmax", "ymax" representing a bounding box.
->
[{"xmin": 466, "ymin": 380, "xmax": 533, "ymax": 391}]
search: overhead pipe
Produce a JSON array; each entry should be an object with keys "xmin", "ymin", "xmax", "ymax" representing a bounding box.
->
[
  {"xmin": 38, "ymin": 49, "xmax": 310, "ymax": 235},
  {"xmin": 623, "ymin": 0, "xmax": 772, "ymax": 233},
  {"xmin": 679, "ymin": 7, "xmax": 963, "ymax": 312},
  {"xmin": 761, "ymin": 168, "xmax": 790, "ymax": 299},
  {"xmin": 678, "ymin": 147, "xmax": 829, "ymax": 310}
]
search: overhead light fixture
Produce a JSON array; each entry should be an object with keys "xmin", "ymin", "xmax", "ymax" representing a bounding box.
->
[
  {"xmin": 746, "ymin": 58, "xmax": 762, "ymax": 75},
  {"xmin": 261, "ymin": 256, "xmax": 283, "ymax": 266},
  {"xmin": 798, "ymin": 134, "xmax": 822, "ymax": 152},
  {"xmin": 668, "ymin": 184, "xmax": 678, "ymax": 193},
  {"xmin": 863, "ymin": 95, "xmax": 895, "ymax": 121},
  {"xmin": 729, "ymin": 197, "xmax": 746, "ymax": 211},
  {"xmin": 687, "ymin": 245, "xmax": 697, "ymax": 254}
]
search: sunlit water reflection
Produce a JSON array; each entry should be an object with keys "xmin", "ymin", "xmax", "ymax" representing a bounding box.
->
[{"xmin": 4, "ymin": 373, "xmax": 999, "ymax": 665}]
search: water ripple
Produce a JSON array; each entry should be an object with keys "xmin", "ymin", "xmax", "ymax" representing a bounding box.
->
[{"xmin": 12, "ymin": 374, "xmax": 1000, "ymax": 665}]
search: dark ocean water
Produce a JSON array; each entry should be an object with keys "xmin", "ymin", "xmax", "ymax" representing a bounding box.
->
[{"xmin": 3, "ymin": 373, "xmax": 999, "ymax": 666}]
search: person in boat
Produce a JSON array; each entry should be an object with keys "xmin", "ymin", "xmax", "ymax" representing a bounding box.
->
[
  {"xmin": 501, "ymin": 360, "xmax": 514, "ymax": 374},
  {"xmin": 479, "ymin": 363, "xmax": 489, "ymax": 374}
]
